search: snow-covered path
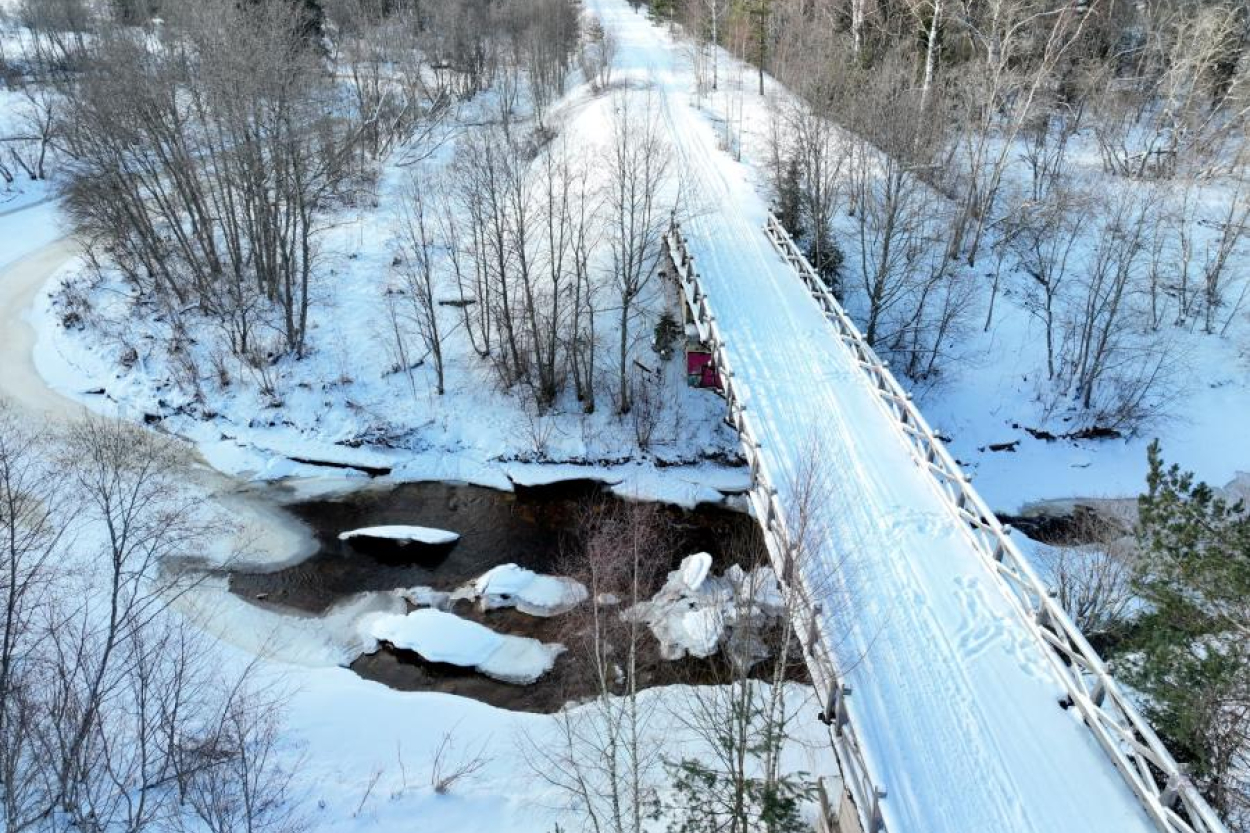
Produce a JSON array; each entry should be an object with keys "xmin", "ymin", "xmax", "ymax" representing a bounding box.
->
[
  {"xmin": 586, "ymin": 2, "xmax": 1158, "ymax": 831},
  {"xmin": 0, "ymin": 238, "xmax": 80, "ymax": 416},
  {"xmin": 0, "ymin": 236, "xmax": 318, "ymax": 569}
]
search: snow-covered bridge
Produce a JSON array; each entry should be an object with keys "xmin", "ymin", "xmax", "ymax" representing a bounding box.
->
[
  {"xmin": 664, "ymin": 215, "xmax": 1224, "ymax": 833},
  {"xmin": 584, "ymin": 0, "xmax": 1231, "ymax": 828}
]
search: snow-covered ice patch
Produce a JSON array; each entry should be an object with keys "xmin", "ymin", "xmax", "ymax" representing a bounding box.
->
[
  {"xmin": 368, "ymin": 608, "xmax": 565, "ymax": 684},
  {"xmin": 339, "ymin": 525, "xmax": 461, "ymax": 545},
  {"xmin": 399, "ymin": 585, "xmax": 452, "ymax": 609},
  {"xmin": 452, "ymin": 563, "xmax": 588, "ymax": 617},
  {"xmin": 174, "ymin": 577, "xmax": 407, "ymax": 667}
]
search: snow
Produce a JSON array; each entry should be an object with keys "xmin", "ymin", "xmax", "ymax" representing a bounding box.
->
[
  {"xmin": 282, "ymin": 670, "xmax": 831, "ymax": 833},
  {"xmin": 177, "ymin": 578, "xmax": 407, "ymax": 667},
  {"xmin": 339, "ymin": 525, "xmax": 461, "ymax": 545},
  {"xmin": 0, "ymin": 191, "xmax": 61, "ymax": 269},
  {"xmin": 627, "ymin": 553, "xmax": 785, "ymax": 663},
  {"xmin": 368, "ymin": 609, "xmax": 565, "ymax": 685},
  {"xmin": 680, "ymin": 551, "xmax": 712, "ymax": 590},
  {"xmin": 585, "ymin": 0, "xmax": 1161, "ymax": 829},
  {"xmin": 455, "ymin": 564, "xmax": 589, "ymax": 617},
  {"xmin": 3, "ymin": 1, "xmax": 1243, "ymax": 830}
]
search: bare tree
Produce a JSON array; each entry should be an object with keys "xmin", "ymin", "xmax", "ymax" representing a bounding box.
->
[
  {"xmin": 525, "ymin": 501, "xmax": 672, "ymax": 833},
  {"xmin": 1008, "ymin": 183, "xmax": 1088, "ymax": 380},
  {"xmin": 944, "ymin": 0, "xmax": 1095, "ymax": 265},
  {"xmin": 0, "ymin": 402, "xmax": 73, "ymax": 831},
  {"xmin": 45, "ymin": 418, "xmax": 222, "ymax": 826},
  {"xmin": 580, "ymin": 15, "xmax": 618, "ymax": 95},
  {"xmin": 180, "ymin": 689, "xmax": 304, "ymax": 833},
  {"xmin": 1034, "ymin": 511, "xmax": 1137, "ymax": 638},
  {"xmin": 62, "ymin": 0, "xmax": 357, "ymax": 358},
  {"xmin": 1090, "ymin": 0, "xmax": 1250, "ymax": 181},
  {"xmin": 840, "ymin": 53, "xmax": 966, "ymax": 374},
  {"xmin": 394, "ymin": 178, "xmax": 448, "ymax": 396},
  {"xmin": 0, "ymin": 409, "xmax": 304, "ymax": 833},
  {"xmin": 1056, "ymin": 185, "xmax": 1174, "ymax": 425},
  {"xmin": 606, "ymin": 92, "xmax": 671, "ymax": 415},
  {"xmin": 325, "ymin": 0, "xmax": 447, "ymax": 165},
  {"xmin": 454, "ymin": 126, "xmax": 527, "ymax": 386}
]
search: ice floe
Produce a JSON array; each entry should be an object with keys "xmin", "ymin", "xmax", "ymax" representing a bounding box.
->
[{"xmin": 367, "ymin": 608, "xmax": 564, "ymax": 684}]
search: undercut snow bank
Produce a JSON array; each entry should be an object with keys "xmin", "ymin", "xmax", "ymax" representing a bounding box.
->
[
  {"xmin": 338, "ymin": 525, "xmax": 460, "ymax": 545},
  {"xmin": 368, "ymin": 608, "xmax": 564, "ymax": 684},
  {"xmin": 453, "ymin": 563, "xmax": 589, "ymax": 617},
  {"xmin": 628, "ymin": 553, "xmax": 786, "ymax": 664}
]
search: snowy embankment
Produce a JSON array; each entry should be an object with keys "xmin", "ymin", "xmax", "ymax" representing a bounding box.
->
[
  {"xmin": 15, "ymin": 75, "xmax": 749, "ymax": 510},
  {"xmin": 670, "ymin": 12, "xmax": 1250, "ymax": 515},
  {"xmin": 24, "ymin": 236, "xmax": 749, "ymax": 509}
]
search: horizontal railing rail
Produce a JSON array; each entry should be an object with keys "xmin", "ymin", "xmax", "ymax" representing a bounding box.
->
[{"xmin": 761, "ymin": 212, "xmax": 1227, "ymax": 833}]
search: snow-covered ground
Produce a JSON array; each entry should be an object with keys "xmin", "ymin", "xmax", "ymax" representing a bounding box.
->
[
  {"xmin": 0, "ymin": 12, "xmax": 837, "ymax": 833},
  {"xmin": 279, "ymin": 670, "xmax": 829, "ymax": 833},
  {"xmin": 19, "ymin": 90, "xmax": 746, "ymax": 501},
  {"xmin": 3, "ymin": 0, "xmax": 1246, "ymax": 830}
]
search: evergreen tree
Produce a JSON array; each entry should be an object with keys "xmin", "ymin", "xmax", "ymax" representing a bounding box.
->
[
  {"xmin": 1129, "ymin": 440, "xmax": 1250, "ymax": 821},
  {"xmin": 775, "ymin": 153, "xmax": 803, "ymax": 241},
  {"xmin": 668, "ymin": 755, "xmax": 810, "ymax": 833},
  {"xmin": 653, "ymin": 311, "xmax": 683, "ymax": 360},
  {"xmin": 665, "ymin": 688, "xmax": 813, "ymax": 833},
  {"xmin": 808, "ymin": 227, "xmax": 844, "ymax": 297}
]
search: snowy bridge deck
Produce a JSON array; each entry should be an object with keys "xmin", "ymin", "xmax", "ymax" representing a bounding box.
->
[
  {"xmin": 664, "ymin": 210, "xmax": 1224, "ymax": 833},
  {"xmin": 659, "ymin": 200, "xmax": 1225, "ymax": 833},
  {"xmin": 593, "ymin": 0, "xmax": 1227, "ymax": 821},
  {"xmin": 608, "ymin": 0, "xmax": 1219, "ymax": 828}
]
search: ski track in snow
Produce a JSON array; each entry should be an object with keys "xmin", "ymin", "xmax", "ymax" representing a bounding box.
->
[{"xmin": 587, "ymin": 1, "xmax": 1157, "ymax": 830}]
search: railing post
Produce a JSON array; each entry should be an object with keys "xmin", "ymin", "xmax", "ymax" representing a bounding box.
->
[
  {"xmin": 1161, "ymin": 773, "xmax": 1182, "ymax": 808},
  {"xmin": 870, "ymin": 788, "xmax": 887, "ymax": 833},
  {"xmin": 807, "ymin": 603, "xmax": 823, "ymax": 651}
]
